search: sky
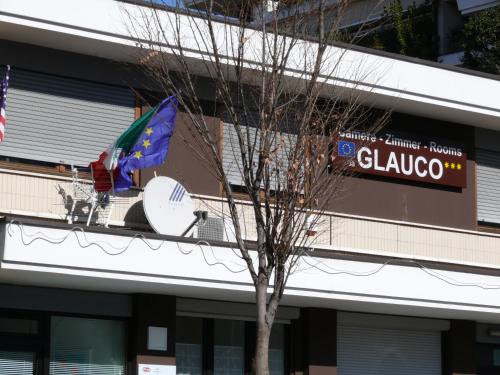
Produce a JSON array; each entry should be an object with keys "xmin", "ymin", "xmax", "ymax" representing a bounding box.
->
[{"xmin": 151, "ymin": 0, "xmax": 186, "ymax": 7}]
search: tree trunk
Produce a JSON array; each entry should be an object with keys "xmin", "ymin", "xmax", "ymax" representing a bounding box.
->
[
  {"xmin": 254, "ymin": 281, "xmax": 272, "ymax": 375},
  {"xmin": 255, "ymin": 319, "xmax": 272, "ymax": 375}
]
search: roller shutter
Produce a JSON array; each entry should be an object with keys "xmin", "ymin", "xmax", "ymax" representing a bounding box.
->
[
  {"xmin": 0, "ymin": 68, "xmax": 135, "ymax": 166},
  {"xmin": 477, "ymin": 149, "xmax": 500, "ymax": 224},
  {"xmin": 223, "ymin": 122, "xmax": 296, "ymax": 187},
  {"xmin": 476, "ymin": 128, "xmax": 500, "ymax": 224},
  {"xmin": 223, "ymin": 122, "xmax": 245, "ymax": 186},
  {"xmin": 337, "ymin": 314, "xmax": 442, "ymax": 375}
]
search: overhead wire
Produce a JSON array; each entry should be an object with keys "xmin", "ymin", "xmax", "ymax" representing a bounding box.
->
[
  {"xmin": 8, "ymin": 219, "xmax": 500, "ymax": 289},
  {"xmin": 7, "ymin": 220, "xmax": 248, "ymax": 274},
  {"xmin": 300, "ymin": 251, "xmax": 500, "ymax": 290}
]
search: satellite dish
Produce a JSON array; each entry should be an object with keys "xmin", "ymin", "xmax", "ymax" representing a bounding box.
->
[{"xmin": 143, "ymin": 176, "xmax": 195, "ymax": 236}]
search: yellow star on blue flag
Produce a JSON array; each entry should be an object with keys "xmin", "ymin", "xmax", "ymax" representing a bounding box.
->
[{"xmin": 115, "ymin": 97, "xmax": 178, "ymax": 192}]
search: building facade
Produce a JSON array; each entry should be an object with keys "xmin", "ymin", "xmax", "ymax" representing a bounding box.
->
[
  {"xmin": 0, "ymin": 0, "xmax": 500, "ymax": 374},
  {"xmin": 187, "ymin": 0, "xmax": 499, "ymax": 68}
]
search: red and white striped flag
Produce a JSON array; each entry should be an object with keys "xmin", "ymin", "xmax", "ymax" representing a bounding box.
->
[{"xmin": 0, "ymin": 65, "xmax": 11, "ymax": 143}]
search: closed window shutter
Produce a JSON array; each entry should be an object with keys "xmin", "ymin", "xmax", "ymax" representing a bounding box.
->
[
  {"xmin": 0, "ymin": 68, "xmax": 135, "ymax": 166},
  {"xmin": 223, "ymin": 123, "xmax": 246, "ymax": 186},
  {"xmin": 337, "ymin": 325, "xmax": 441, "ymax": 375},
  {"xmin": 477, "ymin": 149, "xmax": 500, "ymax": 224},
  {"xmin": 0, "ymin": 350, "xmax": 34, "ymax": 375},
  {"xmin": 223, "ymin": 123, "xmax": 296, "ymax": 188}
]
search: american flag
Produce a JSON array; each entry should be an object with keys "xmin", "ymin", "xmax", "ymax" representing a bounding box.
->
[{"xmin": 0, "ymin": 65, "xmax": 11, "ymax": 143}]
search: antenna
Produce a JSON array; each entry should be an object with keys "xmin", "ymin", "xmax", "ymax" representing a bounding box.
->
[{"xmin": 143, "ymin": 176, "xmax": 196, "ymax": 236}]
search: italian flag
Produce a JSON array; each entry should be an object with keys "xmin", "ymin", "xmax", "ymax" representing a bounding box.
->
[{"xmin": 89, "ymin": 105, "xmax": 157, "ymax": 192}]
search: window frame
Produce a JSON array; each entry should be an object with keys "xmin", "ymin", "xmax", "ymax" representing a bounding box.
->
[
  {"xmin": 176, "ymin": 316, "xmax": 290, "ymax": 375},
  {"xmin": 0, "ymin": 308, "xmax": 130, "ymax": 375}
]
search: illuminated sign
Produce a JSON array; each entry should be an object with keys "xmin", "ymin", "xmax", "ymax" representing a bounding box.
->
[{"xmin": 333, "ymin": 131, "xmax": 467, "ymax": 188}]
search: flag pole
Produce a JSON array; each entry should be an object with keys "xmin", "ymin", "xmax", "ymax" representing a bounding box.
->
[
  {"xmin": 0, "ymin": 65, "xmax": 11, "ymax": 144},
  {"xmin": 110, "ymin": 170, "xmax": 115, "ymax": 195}
]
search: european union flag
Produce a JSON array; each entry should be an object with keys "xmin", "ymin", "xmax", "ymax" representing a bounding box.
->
[
  {"xmin": 114, "ymin": 96, "xmax": 178, "ymax": 192},
  {"xmin": 338, "ymin": 141, "xmax": 355, "ymax": 158}
]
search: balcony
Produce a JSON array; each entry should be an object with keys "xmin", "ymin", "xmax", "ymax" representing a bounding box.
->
[{"xmin": 0, "ymin": 166, "xmax": 500, "ymax": 270}]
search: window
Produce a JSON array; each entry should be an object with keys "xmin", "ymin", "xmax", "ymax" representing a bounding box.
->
[
  {"xmin": 176, "ymin": 316, "xmax": 203, "ymax": 375},
  {"xmin": 222, "ymin": 122, "xmax": 296, "ymax": 190},
  {"xmin": 0, "ymin": 313, "xmax": 43, "ymax": 375},
  {"xmin": 475, "ymin": 128, "xmax": 500, "ymax": 226},
  {"xmin": 49, "ymin": 316, "xmax": 126, "ymax": 375},
  {"xmin": 0, "ymin": 350, "xmax": 35, "ymax": 375},
  {"xmin": 269, "ymin": 324, "xmax": 285, "ymax": 375},
  {"xmin": 494, "ymin": 348, "xmax": 500, "ymax": 366},
  {"xmin": 214, "ymin": 320, "xmax": 245, "ymax": 375},
  {"xmin": 477, "ymin": 343, "xmax": 500, "ymax": 371},
  {"xmin": 0, "ymin": 67, "xmax": 135, "ymax": 167},
  {"xmin": 176, "ymin": 316, "xmax": 286, "ymax": 375}
]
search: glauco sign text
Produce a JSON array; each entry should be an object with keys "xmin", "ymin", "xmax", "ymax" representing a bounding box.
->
[{"xmin": 334, "ymin": 130, "xmax": 467, "ymax": 188}]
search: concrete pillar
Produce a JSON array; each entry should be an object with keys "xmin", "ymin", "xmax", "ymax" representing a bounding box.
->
[
  {"xmin": 131, "ymin": 294, "xmax": 176, "ymax": 375},
  {"xmin": 291, "ymin": 308, "xmax": 337, "ymax": 375},
  {"xmin": 442, "ymin": 320, "xmax": 476, "ymax": 375}
]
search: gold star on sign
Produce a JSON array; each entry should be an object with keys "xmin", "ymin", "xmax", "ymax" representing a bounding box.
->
[
  {"xmin": 134, "ymin": 150, "xmax": 142, "ymax": 159},
  {"xmin": 445, "ymin": 162, "xmax": 449, "ymax": 169},
  {"xmin": 457, "ymin": 163, "xmax": 462, "ymax": 170},
  {"xmin": 143, "ymin": 139, "xmax": 151, "ymax": 149},
  {"xmin": 451, "ymin": 163, "xmax": 455, "ymax": 169},
  {"xmin": 145, "ymin": 127, "xmax": 153, "ymax": 136}
]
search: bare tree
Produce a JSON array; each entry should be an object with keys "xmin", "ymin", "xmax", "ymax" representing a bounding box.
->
[{"xmin": 123, "ymin": 1, "xmax": 388, "ymax": 374}]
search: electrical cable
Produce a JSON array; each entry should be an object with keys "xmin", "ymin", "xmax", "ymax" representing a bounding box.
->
[
  {"xmin": 300, "ymin": 251, "xmax": 500, "ymax": 290},
  {"xmin": 8, "ymin": 219, "xmax": 500, "ymax": 289},
  {"xmin": 7, "ymin": 220, "xmax": 248, "ymax": 274}
]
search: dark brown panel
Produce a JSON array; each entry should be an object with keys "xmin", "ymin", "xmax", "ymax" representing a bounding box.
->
[
  {"xmin": 245, "ymin": 321, "xmax": 256, "ymax": 375},
  {"xmin": 141, "ymin": 112, "xmax": 222, "ymax": 196},
  {"xmin": 442, "ymin": 320, "xmax": 476, "ymax": 375},
  {"xmin": 329, "ymin": 113, "xmax": 476, "ymax": 230},
  {"xmin": 136, "ymin": 355, "xmax": 176, "ymax": 365},
  {"xmin": 202, "ymin": 318, "xmax": 214, "ymax": 375},
  {"xmin": 131, "ymin": 294, "xmax": 176, "ymax": 360},
  {"xmin": 295, "ymin": 308, "xmax": 337, "ymax": 375},
  {"xmin": 290, "ymin": 317, "xmax": 304, "ymax": 375}
]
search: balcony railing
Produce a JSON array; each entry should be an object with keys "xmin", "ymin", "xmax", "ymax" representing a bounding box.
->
[{"xmin": 1, "ymin": 167, "xmax": 500, "ymax": 269}]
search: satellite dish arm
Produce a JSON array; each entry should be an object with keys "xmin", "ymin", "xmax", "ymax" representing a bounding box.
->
[{"xmin": 181, "ymin": 210, "xmax": 208, "ymax": 237}]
